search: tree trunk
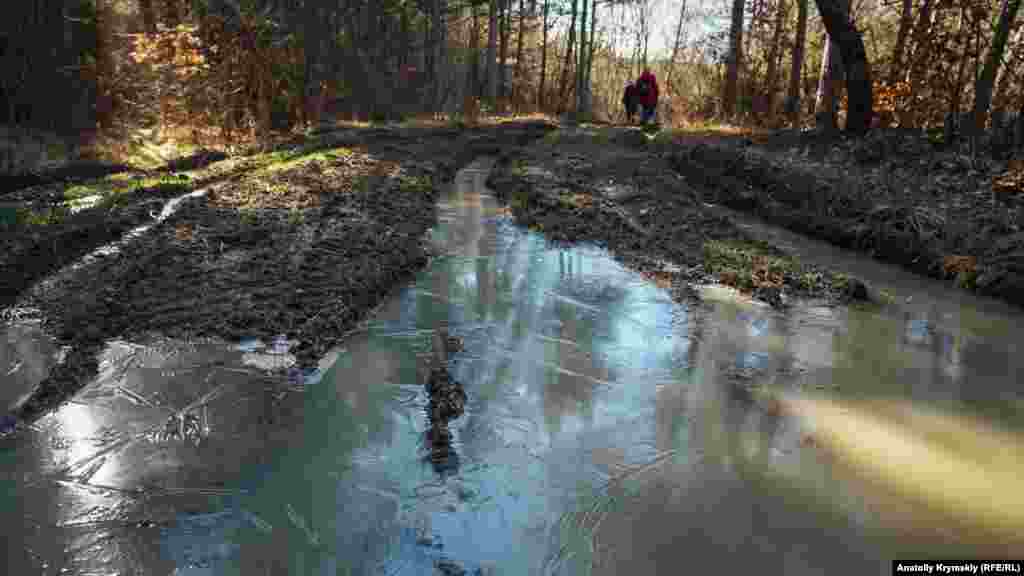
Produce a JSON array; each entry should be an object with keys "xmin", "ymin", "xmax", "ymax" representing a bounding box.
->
[
  {"xmin": 949, "ymin": 5, "xmax": 970, "ymax": 126},
  {"xmin": 539, "ymin": 0, "xmax": 550, "ymax": 110},
  {"xmin": 972, "ymin": 0, "xmax": 1022, "ymax": 134},
  {"xmin": 487, "ymin": 0, "xmax": 499, "ymax": 108},
  {"xmin": 888, "ymin": 0, "xmax": 912, "ymax": 85},
  {"xmin": 586, "ymin": 0, "xmax": 596, "ymax": 104},
  {"xmin": 785, "ymin": 0, "xmax": 808, "ymax": 123},
  {"xmin": 815, "ymin": 31, "xmax": 842, "ymax": 132},
  {"xmin": 431, "ymin": 0, "xmax": 444, "ymax": 114},
  {"xmin": 666, "ymin": 0, "xmax": 688, "ymax": 91},
  {"xmin": 723, "ymin": 0, "xmax": 746, "ymax": 118},
  {"xmin": 902, "ymin": 0, "xmax": 934, "ymax": 125},
  {"xmin": 515, "ymin": 0, "xmax": 525, "ymax": 111},
  {"xmin": 762, "ymin": 0, "xmax": 787, "ymax": 118},
  {"xmin": 576, "ymin": 0, "xmax": 588, "ymax": 117},
  {"xmin": 813, "ymin": 0, "xmax": 873, "ymax": 134},
  {"xmin": 138, "ymin": 0, "xmax": 157, "ymax": 33},
  {"xmin": 558, "ymin": 0, "xmax": 578, "ymax": 111},
  {"xmin": 499, "ymin": 0, "xmax": 510, "ymax": 111}
]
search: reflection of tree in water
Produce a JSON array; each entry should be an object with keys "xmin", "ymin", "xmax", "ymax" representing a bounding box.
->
[
  {"xmin": 539, "ymin": 251, "xmax": 633, "ymax": 436},
  {"xmin": 423, "ymin": 328, "xmax": 466, "ymax": 477}
]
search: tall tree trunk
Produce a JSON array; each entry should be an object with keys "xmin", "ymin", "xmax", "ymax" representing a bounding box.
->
[
  {"xmin": 515, "ymin": 0, "xmax": 525, "ymax": 110},
  {"xmin": 949, "ymin": 5, "xmax": 970, "ymax": 125},
  {"xmin": 762, "ymin": 0, "xmax": 788, "ymax": 118},
  {"xmin": 584, "ymin": 0, "xmax": 597, "ymax": 117},
  {"xmin": 138, "ymin": 0, "xmax": 157, "ymax": 33},
  {"xmin": 903, "ymin": 0, "xmax": 935, "ymax": 125},
  {"xmin": 487, "ymin": 0, "xmax": 499, "ymax": 108},
  {"xmin": 888, "ymin": 0, "xmax": 912, "ymax": 85},
  {"xmin": 558, "ymin": 0, "xmax": 578, "ymax": 111},
  {"xmin": 785, "ymin": 0, "xmax": 808, "ymax": 123},
  {"xmin": 471, "ymin": 2, "xmax": 481, "ymax": 100},
  {"xmin": 576, "ymin": 0, "xmax": 589, "ymax": 116},
  {"xmin": 431, "ymin": 0, "xmax": 444, "ymax": 114},
  {"xmin": 539, "ymin": 0, "xmax": 550, "ymax": 110},
  {"xmin": 666, "ymin": 0, "xmax": 689, "ymax": 91},
  {"xmin": 972, "ymin": 0, "xmax": 1023, "ymax": 133},
  {"xmin": 813, "ymin": 0, "xmax": 873, "ymax": 134},
  {"xmin": 993, "ymin": 24, "xmax": 1024, "ymax": 103},
  {"xmin": 815, "ymin": 31, "xmax": 842, "ymax": 131},
  {"xmin": 499, "ymin": 0, "xmax": 510, "ymax": 111},
  {"xmin": 723, "ymin": 0, "xmax": 746, "ymax": 118}
]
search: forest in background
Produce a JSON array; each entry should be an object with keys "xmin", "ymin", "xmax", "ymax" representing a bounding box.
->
[{"xmin": 0, "ymin": 0, "xmax": 1022, "ymax": 170}]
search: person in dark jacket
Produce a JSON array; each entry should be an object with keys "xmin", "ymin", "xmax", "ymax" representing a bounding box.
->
[
  {"xmin": 622, "ymin": 83, "xmax": 639, "ymax": 124},
  {"xmin": 635, "ymin": 68, "xmax": 659, "ymax": 125}
]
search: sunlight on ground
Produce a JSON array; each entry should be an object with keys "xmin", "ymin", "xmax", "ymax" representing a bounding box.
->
[{"xmin": 783, "ymin": 393, "xmax": 1024, "ymax": 543}]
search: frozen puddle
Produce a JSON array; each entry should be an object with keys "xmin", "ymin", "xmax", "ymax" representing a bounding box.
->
[{"xmin": 2, "ymin": 159, "xmax": 1023, "ymax": 575}]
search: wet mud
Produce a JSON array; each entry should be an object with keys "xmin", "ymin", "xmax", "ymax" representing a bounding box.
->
[
  {"xmin": 667, "ymin": 129, "xmax": 1024, "ymax": 309},
  {"xmin": 485, "ymin": 127, "xmax": 859, "ymax": 310},
  {"xmin": 2, "ymin": 120, "xmax": 554, "ymax": 429}
]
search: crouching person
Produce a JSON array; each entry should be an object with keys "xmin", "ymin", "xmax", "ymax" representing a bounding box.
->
[{"xmin": 622, "ymin": 83, "xmax": 638, "ymax": 124}]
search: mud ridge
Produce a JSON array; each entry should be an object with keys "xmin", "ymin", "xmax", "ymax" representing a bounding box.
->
[{"xmin": 2, "ymin": 120, "xmax": 555, "ymax": 431}]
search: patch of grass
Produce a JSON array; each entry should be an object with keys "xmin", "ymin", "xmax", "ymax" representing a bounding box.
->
[
  {"xmin": 542, "ymin": 130, "xmax": 561, "ymax": 145},
  {"xmin": 239, "ymin": 207, "xmax": 260, "ymax": 227},
  {"xmin": 590, "ymin": 129, "xmax": 612, "ymax": 146},
  {"xmin": 253, "ymin": 146, "xmax": 355, "ymax": 174},
  {"xmin": 287, "ymin": 208, "xmax": 305, "ymax": 226},
  {"xmin": 510, "ymin": 188, "xmax": 531, "ymax": 211},
  {"xmin": 397, "ymin": 174, "xmax": 433, "ymax": 196},
  {"xmin": 703, "ymin": 239, "xmax": 805, "ymax": 293},
  {"xmin": 18, "ymin": 205, "xmax": 71, "ymax": 227}
]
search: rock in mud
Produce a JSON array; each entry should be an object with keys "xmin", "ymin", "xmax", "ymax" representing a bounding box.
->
[{"xmin": 842, "ymin": 277, "xmax": 870, "ymax": 302}]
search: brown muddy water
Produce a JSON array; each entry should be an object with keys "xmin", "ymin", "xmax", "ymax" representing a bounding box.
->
[{"xmin": 2, "ymin": 159, "xmax": 1023, "ymax": 575}]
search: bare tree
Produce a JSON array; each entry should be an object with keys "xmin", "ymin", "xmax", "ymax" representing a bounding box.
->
[
  {"xmin": 723, "ymin": 0, "xmax": 746, "ymax": 118},
  {"xmin": 559, "ymin": 0, "xmax": 578, "ymax": 111},
  {"xmin": 972, "ymin": 0, "xmax": 1023, "ymax": 134},
  {"xmin": 539, "ymin": 0, "xmax": 550, "ymax": 109},
  {"xmin": 813, "ymin": 0, "xmax": 873, "ymax": 134},
  {"xmin": 815, "ymin": 26, "xmax": 843, "ymax": 132},
  {"xmin": 665, "ymin": 0, "xmax": 689, "ymax": 91},
  {"xmin": 888, "ymin": 0, "xmax": 912, "ymax": 85},
  {"xmin": 761, "ymin": 0, "xmax": 788, "ymax": 118},
  {"xmin": 487, "ymin": 0, "xmax": 499, "ymax": 107},
  {"xmin": 515, "ymin": 0, "xmax": 525, "ymax": 110},
  {"xmin": 785, "ymin": 0, "xmax": 808, "ymax": 124}
]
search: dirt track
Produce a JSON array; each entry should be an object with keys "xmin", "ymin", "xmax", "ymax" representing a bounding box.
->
[{"xmin": 2, "ymin": 120, "xmax": 555, "ymax": 426}]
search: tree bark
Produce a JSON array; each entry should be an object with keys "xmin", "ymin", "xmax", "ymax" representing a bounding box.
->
[
  {"xmin": 723, "ymin": 0, "xmax": 746, "ymax": 118},
  {"xmin": 558, "ymin": 0, "xmax": 578, "ymax": 112},
  {"xmin": 539, "ymin": 0, "xmax": 550, "ymax": 110},
  {"xmin": 785, "ymin": 0, "xmax": 808, "ymax": 123},
  {"xmin": 586, "ymin": 0, "xmax": 596, "ymax": 114},
  {"xmin": 515, "ymin": 0, "xmax": 525, "ymax": 110},
  {"xmin": 487, "ymin": 0, "xmax": 499, "ymax": 108},
  {"xmin": 576, "ymin": 0, "xmax": 589, "ymax": 116},
  {"xmin": 138, "ymin": 0, "xmax": 157, "ymax": 33},
  {"xmin": 762, "ymin": 0, "xmax": 787, "ymax": 118},
  {"xmin": 666, "ymin": 0, "xmax": 688, "ymax": 91},
  {"xmin": 949, "ymin": 5, "xmax": 970, "ymax": 126},
  {"xmin": 432, "ymin": 0, "xmax": 444, "ymax": 114},
  {"xmin": 499, "ymin": 0, "xmax": 510, "ymax": 110},
  {"xmin": 815, "ymin": 31, "xmax": 842, "ymax": 132},
  {"xmin": 888, "ymin": 0, "xmax": 912, "ymax": 85},
  {"xmin": 813, "ymin": 0, "xmax": 873, "ymax": 134},
  {"xmin": 972, "ymin": 0, "xmax": 1023, "ymax": 134}
]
